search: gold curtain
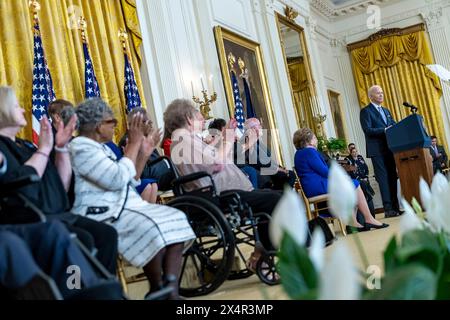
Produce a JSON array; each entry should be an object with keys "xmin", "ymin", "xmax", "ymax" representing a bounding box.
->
[
  {"xmin": 288, "ymin": 58, "xmax": 316, "ymax": 133},
  {"xmin": 0, "ymin": 0, "xmax": 145, "ymax": 142},
  {"xmin": 120, "ymin": 0, "xmax": 141, "ymax": 64},
  {"xmin": 350, "ymin": 30, "xmax": 447, "ymax": 150}
]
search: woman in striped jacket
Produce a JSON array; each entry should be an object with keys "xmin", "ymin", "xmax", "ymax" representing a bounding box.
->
[{"xmin": 69, "ymin": 98, "xmax": 195, "ymax": 300}]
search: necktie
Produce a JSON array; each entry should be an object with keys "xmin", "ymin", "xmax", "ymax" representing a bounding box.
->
[
  {"xmin": 378, "ymin": 107, "xmax": 387, "ymax": 124},
  {"xmin": 434, "ymin": 146, "xmax": 439, "ymax": 156}
]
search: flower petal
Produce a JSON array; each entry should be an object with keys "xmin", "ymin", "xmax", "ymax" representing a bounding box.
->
[
  {"xmin": 399, "ymin": 198, "xmax": 423, "ymax": 236},
  {"xmin": 309, "ymin": 227, "xmax": 325, "ymax": 272},
  {"xmin": 319, "ymin": 242, "xmax": 360, "ymax": 300},
  {"xmin": 431, "ymin": 173, "xmax": 448, "ymax": 195},
  {"xmin": 269, "ymin": 187, "xmax": 308, "ymax": 248},
  {"xmin": 328, "ymin": 162, "xmax": 356, "ymax": 225},
  {"xmin": 419, "ymin": 178, "xmax": 431, "ymax": 212}
]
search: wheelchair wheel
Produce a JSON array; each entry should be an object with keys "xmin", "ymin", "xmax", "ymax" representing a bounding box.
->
[
  {"xmin": 167, "ymin": 196, "xmax": 235, "ymax": 297},
  {"xmin": 256, "ymin": 251, "xmax": 280, "ymax": 286}
]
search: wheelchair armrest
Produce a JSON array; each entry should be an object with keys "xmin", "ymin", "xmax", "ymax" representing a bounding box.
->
[
  {"xmin": 146, "ymin": 156, "xmax": 170, "ymax": 168},
  {"xmin": 172, "ymin": 171, "xmax": 214, "ymax": 188}
]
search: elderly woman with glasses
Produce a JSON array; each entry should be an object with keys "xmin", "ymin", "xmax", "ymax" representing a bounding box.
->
[{"xmin": 69, "ymin": 98, "xmax": 195, "ymax": 300}]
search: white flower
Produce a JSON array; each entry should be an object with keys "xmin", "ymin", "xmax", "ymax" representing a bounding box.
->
[
  {"xmin": 430, "ymin": 173, "xmax": 448, "ymax": 195},
  {"xmin": 309, "ymin": 228, "xmax": 325, "ymax": 272},
  {"xmin": 328, "ymin": 162, "xmax": 356, "ymax": 225},
  {"xmin": 399, "ymin": 198, "xmax": 423, "ymax": 236},
  {"xmin": 419, "ymin": 178, "xmax": 431, "ymax": 212},
  {"xmin": 319, "ymin": 241, "xmax": 360, "ymax": 300},
  {"xmin": 424, "ymin": 173, "xmax": 450, "ymax": 234},
  {"xmin": 269, "ymin": 187, "xmax": 308, "ymax": 248}
]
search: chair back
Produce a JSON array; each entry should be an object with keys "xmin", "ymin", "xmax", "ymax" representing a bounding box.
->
[{"xmin": 292, "ymin": 168, "xmax": 313, "ymax": 220}]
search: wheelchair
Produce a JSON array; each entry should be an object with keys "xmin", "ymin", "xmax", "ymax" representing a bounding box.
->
[{"xmin": 149, "ymin": 157, "xmax": 280, "ymax": 297}]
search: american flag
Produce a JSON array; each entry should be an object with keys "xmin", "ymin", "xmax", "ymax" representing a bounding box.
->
[
  {"xmin": 231, "ymin": 71, "xmax": 245, "ymax": 130},
  {"xmin": 31, "ymin": 20, "xmax": 56, "ymax": 145},
  {"xmin": 83, "ymin": 42, "xmax": 101, "ymax": 98},
  {"xmin": 124, "ymin": 53, "xmax": 141, "ymax": 113},
  {"xmin": 242, "ymin": 77, "xmax": 256, "ymax": 119}
]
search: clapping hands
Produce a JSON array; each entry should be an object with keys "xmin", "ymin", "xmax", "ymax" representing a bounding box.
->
[
  {"xmin": 141, "ymin": 127, "xmax": 162, "ymax": 156},
  {"xmin": 54, "ymin": 114, "xmax": 77, "ymax": 148},
  {"xmin": 38, "ymin": 116, "xmax": 57, "ymax": 155}
]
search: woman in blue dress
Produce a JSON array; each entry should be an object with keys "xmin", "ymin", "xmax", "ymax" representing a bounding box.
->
[{"xmin": 293, "ymin": 128, "xmax": 388, "ymax": 232}]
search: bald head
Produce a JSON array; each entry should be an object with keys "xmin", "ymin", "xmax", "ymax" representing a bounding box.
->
[
  {"xmin": 244, "ymin": 118, "xmax": 261, "ymax": 130},
  {"xmin": 368, "ymin": 85, "xmax": 384, "ymax": 105}
]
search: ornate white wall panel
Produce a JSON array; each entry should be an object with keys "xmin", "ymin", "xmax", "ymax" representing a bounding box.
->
[{"xmin": 210, "ymin": 0, "xmax": 256, "ymax": 39}]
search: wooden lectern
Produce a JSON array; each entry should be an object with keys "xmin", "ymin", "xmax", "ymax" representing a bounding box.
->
[{"xmin": 386, "ymin": 114, "xmax": 433, "ymax": 206}]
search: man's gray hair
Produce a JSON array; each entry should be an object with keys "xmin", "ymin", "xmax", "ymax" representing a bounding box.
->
[
  {"xmin": 60, "ymin": 105, "xmax": 77, "ymax": 127},
  {"xmin": 368, "ymin": 85, "xmax": 381, "ymax": 97},
  {"xmin": 76, "ymin": 98, "xmax": 113, "ymax": 134}
]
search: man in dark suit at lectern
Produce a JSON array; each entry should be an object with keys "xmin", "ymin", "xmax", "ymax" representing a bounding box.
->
[{"xmin": 360, "ymin": 85, "xmax": 401, "ymax": 218}]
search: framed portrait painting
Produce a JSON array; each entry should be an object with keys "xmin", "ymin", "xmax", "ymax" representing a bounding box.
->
[
  {"xmin": 214, "ymin": 26, "xmax": 282, "ymax": 164},
  {"xmin": 327, "ymin": 90, "xmax": 348, "ymax": 141}
]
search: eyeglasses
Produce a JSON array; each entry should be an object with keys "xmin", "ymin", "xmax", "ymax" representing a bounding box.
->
[{"xmin": 102, "ymin": 118, "xmax": 118, "ymax": 126}]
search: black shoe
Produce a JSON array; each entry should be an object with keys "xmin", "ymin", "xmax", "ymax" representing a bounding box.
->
[
  {"xmin": 365, "ymin": 222, "xmax": 389, "ymax": 229},
  {"xmin": 346, "ymin": 225, "xmax": 369, "ymax": 234},
  {"xmin": 384, "ymin": 210, "xmax": 400, "ymax": 218}
]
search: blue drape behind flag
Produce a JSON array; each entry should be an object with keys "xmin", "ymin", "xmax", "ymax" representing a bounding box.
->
[
  {"xmin": 31, "ymin": 21, "xmax": 55, "ymax": 145},
  {"xmin": 231, "ymin": 71, "xmax": 245, "ymax": 130},
  {"xmin": 242, "ymin": 77, "xmax": 256, "ymax": 119},
  {"xmin": 124, "ymin": 53, "xmax": 141, "ymax": 113},
  {"xmin": 83, "ymin": 42, "xmax": 101, "ymax": 98}
]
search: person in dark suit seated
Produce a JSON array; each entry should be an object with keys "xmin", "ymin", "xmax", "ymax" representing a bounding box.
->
[
  {"xmin": 0, "ymin": 86, "xmax": 118, "ymax": 274},
  {"xmin": 293, "ymin": 128, "xmax": 387, "ymax": 232},
  {"xmin": 239, "ymin": 118, "xmax": 295, "ymax": 190},
  {"xmin": 345, "ymin": 146, "xmax": 376, "ymax": 217},
  {"xmin": 359, "ymin": 85, "xmax": 401, "ymax": 218},
  {"xmin": 429, "ymin": 136, "xmax": 448, "ymax": 174}
]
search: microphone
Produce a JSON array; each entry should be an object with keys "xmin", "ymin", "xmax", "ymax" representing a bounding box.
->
[
  {"xmin": 403, "ymin": 102, "xmax": 416, "ymax": 108},
  {"xmin": 403, "ymin": 102, "xmax": 418, "ymax": 113}
]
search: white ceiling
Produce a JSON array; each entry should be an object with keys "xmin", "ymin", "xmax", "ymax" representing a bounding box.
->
[
  {"xmin": 311, "ymin": 0, "xmax": 394, "ymax": 19},
  {"xmin": 329, "ymin": 0, "xmax": 363, "ymax": 6}
]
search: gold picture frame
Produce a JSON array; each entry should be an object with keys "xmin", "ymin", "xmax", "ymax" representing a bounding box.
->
[
  {"xmin": 327, "ymin": 90, "xmax": 348, "ymax": 141},
  {"xmin": 213, "ymin": 26, "xmax": 283, "ymax": 165}
]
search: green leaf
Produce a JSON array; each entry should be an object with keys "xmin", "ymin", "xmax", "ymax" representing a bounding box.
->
[
  {"xmin": 383, "ymin": 236, "xmax": 399, "ymax": 273},
  {"xmin": 436, "ymin": 250, "xmax": 450, "ymax": 299},
  {"xmin": 366, "ymin": 264, "xmax": 437, "ymax": 300},
  {"xmin": 278, "ymin": 233, "xmax": 318, "ymax": 299},
  {"xmin": 398, "ymin": 229, "xmax": 443, "ymax": 274}
]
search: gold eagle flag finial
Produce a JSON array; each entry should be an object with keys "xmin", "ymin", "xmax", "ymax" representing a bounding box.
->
[
  {"xmin": 228, "ymin": 52, "xmax": 236, "ymax": 71},
  {"xmin": 118, "ymin": 28, "xmax": 129, "ymax": 54},
  {"xmin": 78, "ymin": 16, "xmax": 88, "ymax": 43},
  {"xmin": 29, "ymin": 0, "xmax": 41, "ymax": 21}
]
